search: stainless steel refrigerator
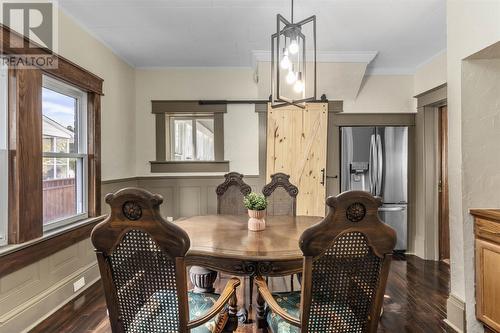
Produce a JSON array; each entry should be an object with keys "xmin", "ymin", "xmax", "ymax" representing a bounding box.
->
[{"xmin": 340, "ymin": 126, "xmax": 408, "ymax": 251}]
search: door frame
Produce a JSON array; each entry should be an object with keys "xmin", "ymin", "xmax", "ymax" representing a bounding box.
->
[
  {"xmin": 438, "ymin": 106, "xmax": 450, "ymax": 262},
  {"xmin": 414, "ymin": 84, "xmax": 447, "ymax": 260}
]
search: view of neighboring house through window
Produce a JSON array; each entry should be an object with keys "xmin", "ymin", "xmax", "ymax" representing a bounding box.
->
[
  {"xmin": 42, "ymin": 76, "xmax": 88, "ymax": 230},
  {"xmin": 0, "ymin": 63, "xmax": 7, "ymax": 245},
  {"xmin": 171, "ymin": 117, "xmax": 214, "ymax": 161}
]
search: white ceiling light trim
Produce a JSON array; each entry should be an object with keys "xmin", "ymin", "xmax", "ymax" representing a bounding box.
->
[{"xmin": 252, "ymin": 50, "xmax": 378, "ymax": 68}]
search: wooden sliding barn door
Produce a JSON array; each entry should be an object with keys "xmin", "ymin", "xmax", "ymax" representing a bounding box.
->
[{"xmin": 266, "ymin": 103, "xmax": 328, "ymax": 216}]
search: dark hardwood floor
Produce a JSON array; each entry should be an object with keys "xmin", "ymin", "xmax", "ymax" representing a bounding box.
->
[{"xmin": 31, "ymin": 255, "xmax": 454, "ymax": 333}]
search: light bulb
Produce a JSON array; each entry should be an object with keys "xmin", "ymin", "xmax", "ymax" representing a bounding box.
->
[
  {"xmin": 289, "ymin": 39, "xmax": 299, "ymax": 54},
  {"xmin": 280, "ymin": 54, "xmax": 291, "ymax": 70},
  {"xmin": 286, "ymin": 71, "xmax": 297, "ymax": 84},
  {"xmin": 294, "ymin": 79, "xmax": 304, "ymax": 93}
]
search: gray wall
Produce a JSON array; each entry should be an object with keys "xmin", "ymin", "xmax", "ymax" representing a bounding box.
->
[{"xmin": 102, "ymin": 176, "xmax": 266, "ymax": 219}]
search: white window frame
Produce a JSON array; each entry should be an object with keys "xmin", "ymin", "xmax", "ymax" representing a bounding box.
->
[
  {"xmin": 42, "ymin": 75, "xmax": 88, "ymax": 232},
  {"xmin": 0, "ymin": 63, "xmax": 8, "ymax": 245},
  {"xmin": 170, "ymin": 116, "xmax": 215, "ymax": 161}
]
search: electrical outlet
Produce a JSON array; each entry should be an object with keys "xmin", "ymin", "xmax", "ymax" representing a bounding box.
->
[
  {"xmin": 166, "ymin": 216, "xmax": 174, "ymax": 222},
  {"xmin": 73, "ymin": 277, "xmax": 86, "ymax": 293}
]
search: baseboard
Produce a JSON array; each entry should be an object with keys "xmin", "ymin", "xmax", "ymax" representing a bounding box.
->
[
  {"xmin": 445, "ymin": 293, "xmax": 466, "ymax": 333},
  {"xmin": 0, "ymin": 263, "xmax": 100, "ymax": 333}
]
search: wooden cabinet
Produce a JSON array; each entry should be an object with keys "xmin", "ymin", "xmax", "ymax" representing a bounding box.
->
[{"xmin": 471, "ymin": 209, "xmax": 500, "ymax": 332}]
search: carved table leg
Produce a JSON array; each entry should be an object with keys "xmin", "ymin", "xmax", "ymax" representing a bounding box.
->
[
  {"xmin": 249, "ymin": 276, "xmax": 254, "ymax": 308},
  {"xmin": 256, "ymin": 287, "xmax": 267, "ymax": 329},
  {"xmin": 236, "ymin": 307, "xmax": 248, "ymax": 324},
  {"xmin": 223, "ymin": 293, "xmax": 239, "ymax": 332},
  {"xmin": 189, "ymin": 266, "xmax": 217, "ymax": 293}
]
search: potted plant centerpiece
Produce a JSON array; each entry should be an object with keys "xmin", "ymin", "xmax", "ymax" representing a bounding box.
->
[{"xmin": 243, "ymin": 192, "xmax": 267, "ymax": 231}]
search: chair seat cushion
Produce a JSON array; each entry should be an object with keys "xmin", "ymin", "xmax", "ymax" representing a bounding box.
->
[
  {"xmin": 266, "ymin": 291, "xmax": 301, "ymax": 333},
  {"xmin": 188, "ymin": 291, "xmax": 222, "ymax": 332},
  {"xmin": 266, "ymin": 291, "xmax": 364, "ymax": 332},
  {"xmin": 129, "ymin": 290, "xmax": 222, "ymax": 333}
]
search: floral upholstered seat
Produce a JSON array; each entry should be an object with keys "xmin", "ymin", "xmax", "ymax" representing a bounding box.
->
[
  {"xmin": 266, "ymin": 291, "xmax": 301, "ymax": 333},
  {"xmin": 129, "ymin": 290, "xmax": 224, "ymax": 333},
  {"xmin": 266, "ymin": 291, "xmax": 364, "ymax": 333},
  {"xmin": 188, "ymin": 292, "xmax": 225, "ymax": 332},
  {"xmin": 256, "ymin": 192, "xmax": 396, "ymax": 333}
]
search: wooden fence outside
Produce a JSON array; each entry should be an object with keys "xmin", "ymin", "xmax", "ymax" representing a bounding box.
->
[{"xmin": 43, "ymin": 178, "xmax": 76, "ymax": 223}]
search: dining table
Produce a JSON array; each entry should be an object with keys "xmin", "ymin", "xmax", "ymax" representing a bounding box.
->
[{"xmin": 175, "ymin": 213, "xmax": 323, "ymax": 324}]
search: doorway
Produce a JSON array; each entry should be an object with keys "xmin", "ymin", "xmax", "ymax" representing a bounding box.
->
[{"xmin": 438, "ymin": 106, "xmax": 450, "ymax": 263}]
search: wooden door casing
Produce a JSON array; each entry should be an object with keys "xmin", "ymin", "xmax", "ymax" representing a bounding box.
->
[
  {"xmin": 438, "ymin": 106, "xmax": 450, "ymax": 262},
  {"xmin": 266, "ymin": 103, "xmax": 328, "ymax": 217}
]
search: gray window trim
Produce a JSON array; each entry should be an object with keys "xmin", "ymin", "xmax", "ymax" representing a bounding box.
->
[
  {"xmin": 151, "ymin": 100, "xmax": 227, "ymax": 114},
  {"xmin": 150, "ymin": 161, "xmax": 229, "ymax": 173},
  {"xmin": 152, "ymin": 101, "xmax": 225, "ymax": 173}
]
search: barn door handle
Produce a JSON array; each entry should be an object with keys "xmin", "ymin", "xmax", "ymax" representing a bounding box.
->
[{"xmin": 320, "ymin": 168, "xmax": 325, "ymax": 186}]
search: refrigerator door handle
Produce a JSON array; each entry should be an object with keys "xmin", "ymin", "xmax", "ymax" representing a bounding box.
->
[
  {"xmin": 369, "ymin": 135, "xmax": 376, "ymax": 195},
  {"xmin": 379, "ymin": 206, "xmax": 405, "ymax": 212},
  {"xmin": 376, "ymin": 134, "xmax": 383, "ymax": 197}
]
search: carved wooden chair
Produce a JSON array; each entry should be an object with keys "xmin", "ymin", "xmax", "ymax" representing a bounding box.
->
[
  {"xmin": 255, "ymin": 191, "xmax": 396, "ymax": 333},
  {"xmin": 262, "ymin": 173, "xmax": 299, "ymax": 292},
  {"xmin": 262, "ymin": 173, "xmax": 298, "ymax": 216},
  {"xmin": 92, "ymin": 188, "xmax": 240, "ymax": 333},
  {"xmin": 215, "ymin": 172, "xmax": 252, "ymax": 321},
  {"xmin": 216, "ymin": 172, "xmax": 252, "ymax": 215}
]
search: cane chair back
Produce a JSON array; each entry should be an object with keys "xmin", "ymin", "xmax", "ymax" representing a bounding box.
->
[
  {"xmin": 298, "ymin": 191, "xmax": 397, "ymax": 333},
  {"xmin": 92, "ymin": 188, "xmax": 191, "ymax": 333},
  {"xmin": 262, "ymin": 173, "xmax": 298, "ymax": 216},
  {"xmin": 216, "ymin": 172, "xmax": 252, "ymax": 215}
]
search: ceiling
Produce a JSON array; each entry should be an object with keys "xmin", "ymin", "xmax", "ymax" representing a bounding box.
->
[{"xmin": 58, "ymin": 0, "xmax": 446, "ymax": 72}]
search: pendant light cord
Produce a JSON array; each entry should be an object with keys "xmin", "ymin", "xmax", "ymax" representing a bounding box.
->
[{"xmin": 291, "ymin": 0, "xmax": 294, "ymax": 23}]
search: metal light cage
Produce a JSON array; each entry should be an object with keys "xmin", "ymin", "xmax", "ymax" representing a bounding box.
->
[{"xmin": 271, "ymin": 13, "xmax": 316, "ymax": 108}]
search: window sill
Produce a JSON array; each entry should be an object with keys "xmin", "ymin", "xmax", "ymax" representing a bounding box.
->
[
  {"xmin": 0, "ymin": 215, "xmax": 106, "ymax": 278},
  {"xmin": 150, "ymin": 160, "xmax": 230, "ymax": 173}
]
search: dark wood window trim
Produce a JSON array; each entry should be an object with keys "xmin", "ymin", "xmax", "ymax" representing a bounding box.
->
[
  {"xmin": 1, "ymin": 24, "xmax": 103, "ymax": 95},
  {"xmin": 0, "ymin": 216, "xmax": 106, "ymax": 278},
  {"xmin": 152, "ymin": 101, "xmax": 227, "ymax": 173},
  {"xmin": 1, "ymin": 24, "xmax": 103, "ymax": 246}
]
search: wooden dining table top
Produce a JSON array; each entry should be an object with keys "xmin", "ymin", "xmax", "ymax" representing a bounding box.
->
[{"xmin": 175, "ymin": 214, "xmax": 323, "ymax": 261}]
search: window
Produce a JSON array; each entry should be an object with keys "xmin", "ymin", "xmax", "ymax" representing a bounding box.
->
[
  {"xmin": 42, "ymin": 76, "xmax": 88, "ymax": 231},
  {"xmin": 150, "ymin": 101, "xmax": 229, "ymax": 173},
  {"xmin": 171, "ymin": 117, "xmax": 214, "ymax": 161},
  {"xmin": 0, "ymin": 63, "xmax": 7, "ymax": 246}
]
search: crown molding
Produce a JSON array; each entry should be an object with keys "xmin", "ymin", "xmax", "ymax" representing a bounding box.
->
[{"xmin": 251, "ymin": 50, "xmax": 378, "ymax": 68}]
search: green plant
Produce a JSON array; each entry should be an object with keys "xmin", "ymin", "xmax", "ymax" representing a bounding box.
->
[{"xmin": 243, "ymin": 192, "xmax": 267, "ymax": 211}]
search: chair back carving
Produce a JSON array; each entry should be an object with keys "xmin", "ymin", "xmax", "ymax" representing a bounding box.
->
[
  {"xmin": 216, "ymin": 172, "xmax": 252, "ymax": 215},
  {"xmin": 298, "ymin": 191, "xmax": 396, "ymax": 333},
  {"xmin": 262, "ymin": 173, "xmax": 298, "ymax": 216},
  {"xmin": 92, "ymin": 188, "xmax": 191, "ymax": 333}
]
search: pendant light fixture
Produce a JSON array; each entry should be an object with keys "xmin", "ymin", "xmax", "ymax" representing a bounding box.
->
[{"xmin": 271, "ymin": 0, "xmax": 316, "ymax": 108}]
